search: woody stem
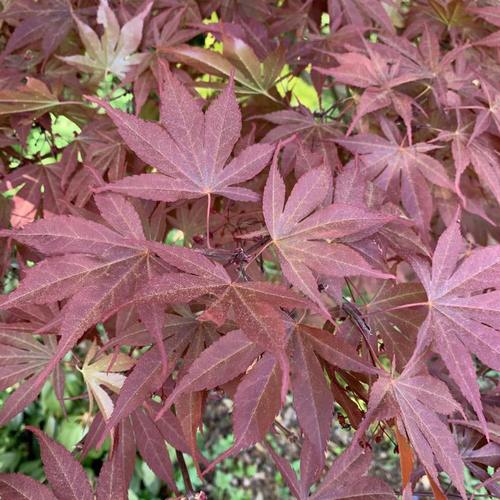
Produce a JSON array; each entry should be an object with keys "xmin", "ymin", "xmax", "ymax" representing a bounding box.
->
[{"xmin": 361, "ymin": 302, "xmax": 429, "ymax": 318}]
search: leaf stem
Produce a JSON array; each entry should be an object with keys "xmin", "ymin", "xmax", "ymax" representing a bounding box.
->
[
  {"xmin": 361, "ymin": 302, "xmax": 429, "ymax": 318},
  {"xmin": 244, "ymin": 239, "xmax": 273, "ymax": 269},
  {"xmin": 206, "ymin": 192, "xmax": 212, "ymax": 249},
  {"xmin": 345, "ymin": 277, "xmax": 368, "ymax": 305},
  {"xmin": 176, "ymin": 450, "xmax": 195, "ymax": 498}
]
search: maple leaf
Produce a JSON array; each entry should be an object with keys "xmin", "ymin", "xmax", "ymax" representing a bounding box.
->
[
  {"xmin": 335, "ymin": 120, "xmax": 454, "ymax": 236},
  {"xmin": 406, "ymin": 209, "xmax": 500, "ymax": 438},
  {"xmin": 95, "ymin": 310, "xmax": 219, "ymax": 455},
  {"xmin": 131, "ymin": 407, "xmax": 178, "ymax": 493},
  {"xmin": 333, "ymin": 161, "xmax": 430, "ymax": 258},
  {"xmin": 0, "ymin": 192, "xmax": 170, "ymax": 390},
  {"xmin": 356, "ymin": 364, "xmax": 467, "ymax": 499},
  {"xmin": 87, "ymin": 65, "xmax": 274, "ymax": 207},
  {"xmin": 314, "ymin": 43, "xmax": 421, "ymax": 138},
  {"xmin": 201, "ymin": 352, "xmax": 283, "ymax": 476},
  {"xmin": 0, "ymin": 0, "xmax": 91, "ymax": 60},
  {"xmin": 114, "ymin": 241, "xmax": 315, "ymax": 408},
  {"xmin": 289, "ymin": 323, "xmax": 382, "ymax": 474},
  {"xmin": 0, "ymin": 78, "xmax": 63, "ymax": 121},
  {"xmin": 156, "ymin": 329, "xmax": 261, "ymax": 411},
  {"xmin": 465, "ymin": 77, "xmax": 500, "ymax": 145},
  {"xmin": 0, "ymin": 473, "xmax": 58, "ymax": 500},
  {"xmin": 78, "ymin": 339, "xmax": 136, "ymax": 421},
  {"xmin": 160, "ymin": 32, "xmax": 285, "ymax": 98},
  {"xmin": 331, "ymin": 0, "xmax": 396, "ymax": 34},
  {"xmin": 380, "ymin": 24, "xmax": 468, "ymax": 107},
  {"xmin": 267, "ymin": 437, "xmax": 397, "ymax": 500},
  {"xmin": 257, "ymin": 104, "xmax": 340, "ymax": 168},
  {"xmin": 262, "ymin": 143, "xmax": 396, "ymax": 312},
  {"xmin": 0, "ymin": 312, "xmax": 66, "ymax": 426},
  {"xmin": 59, "ymin": 0, "xmax": 152, "ymax": 81}
]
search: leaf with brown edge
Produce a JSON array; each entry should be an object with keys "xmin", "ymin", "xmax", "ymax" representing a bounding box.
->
[
  {"xmin": 395, "ymin": 419, "xmax": 414, "ymax": 490},
  {"xmin": 26, "ymin": 427, "xmax": 94, "ymax": 500},
  {"xmin": 0, "ymin": 473, "xmax": 58, "ymax": 500}
]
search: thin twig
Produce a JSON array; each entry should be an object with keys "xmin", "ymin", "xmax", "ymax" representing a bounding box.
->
[
  {"xmin": 176, "ymin": 450, "xmax": 195, "ymax": 498},
  {"xmin": 361, "ymin": 302, "xmax": 429, "ymax": 318}
]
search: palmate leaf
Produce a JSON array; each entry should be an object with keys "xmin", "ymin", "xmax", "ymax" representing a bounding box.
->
[
  {"xmin": 355, "ymin": 365, "xmax": 467, "ymax": 498},
  {"xmin": 158, "ymin": 329, "xmax": 261, "ymax": 412},
  {"xmin": 0, "ymin": 313, "xmax": 65, "ymax": 426},
  {"xmin": 262, "ymin": 142, "xmax": 396, "ymax": 313},
  {"xmin": 0, "ymin": 426, "xmax": 130, "ymax": 500},
  {"xmin": 96, "ymin": 449, "xmax": 127, "ymax": 500},
  {"xmin": 267, "ymin": 437, "xmax": 396, "ymax": 500},
  {"xmin": 95, "ymin": 319, "xmax": 200, "ymax": 447},
  {"xmin": 0, "ymin": 192, "xmax": 169, "ymax": 390},
  {"xmin": 0, "ymin": 78, "xmax": 61, "ymax": 120},
  {"xmin": 291, "ymin": 329, "xmax": 334, "ymax": 475},
  {"xmin": 78, "ymin": 340, "xmax": 136, "ymax": 421},
  {"xmin": 117, "ymin": 241, "xmax": 315, "ymax": 406},
  {"xmin": 335, "ymin": 122, "xmax": 454, "ymax": 236},
  {"xmin": 201, "ymin": 352, "xmax": 283, "ymax": 476},
  {"xmin": 314, "ymin": 47, "xmax": 420, "ymax": 137},
  {"xmin": 87, "ymin": 64, "xmax": 274, "ymax": 204},
  {"xmin": 358, "ymin": 280, "xmax": 428, "ymax": 371},
  {"xmin": 407, "ymin": 210, "xmax": 500, "ymax": 436},
  {"xmin": 0, "ymin": 0, "xmax": 90, "ymax": 59},
  {"xmin": 59, "ymin": 0, "xmax": 152, "ymax": 81},
  {"xmin": 160, "ymin": 32, "xmax": 285, "ymax": 98},
  {"xmin": 131, "ymin": 407, "xmax": 178, "ymax": 493}
]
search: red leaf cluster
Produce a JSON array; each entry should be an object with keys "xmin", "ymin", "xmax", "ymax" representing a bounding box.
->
[{"xmin": 1, "ymin": 1, "xmax": 500, "ymax": 498}]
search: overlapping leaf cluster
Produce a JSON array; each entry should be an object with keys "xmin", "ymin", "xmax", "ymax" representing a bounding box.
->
[{"xmin": 2, "ymin": 1, "xmax": 500, "ymax": 499}]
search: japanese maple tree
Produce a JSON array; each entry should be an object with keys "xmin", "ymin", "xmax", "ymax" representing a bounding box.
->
[{"xmin": 1, "ymin": 1, "xmax": 500, "ymax": 499}]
